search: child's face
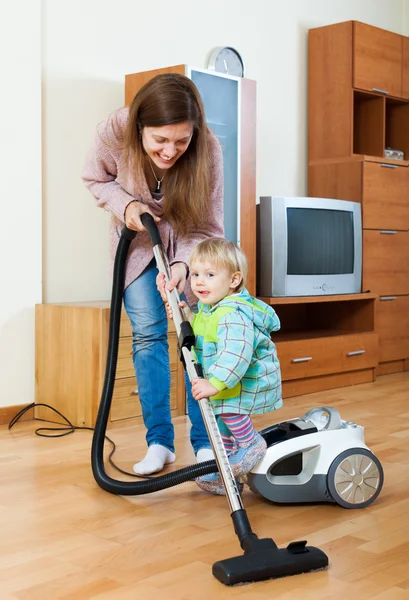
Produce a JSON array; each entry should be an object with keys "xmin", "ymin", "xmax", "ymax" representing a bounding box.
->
[{"xmin": 190, "ymin": 260, "xmax": 242, "ymax": 305}]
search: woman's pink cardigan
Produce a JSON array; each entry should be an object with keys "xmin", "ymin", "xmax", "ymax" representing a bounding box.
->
[{"xmin": 82, "ymin": 107, "xmax": 224, "ymax": 302}]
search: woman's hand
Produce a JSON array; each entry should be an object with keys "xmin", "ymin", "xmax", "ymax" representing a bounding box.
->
[
  {"xmin": 156, "ymin": 263, "xmax": 188, "ymax": 300},
  {"xmin": 157, "ymin": 265, "xmax": 192, "ymax": 321},
  {"xmin": 124, "ymin": 201, "xmax": 160, "ymax": 232},
  {"xmin": 191, "ymin": 378, "xmax": 219, "ymax": 401}
]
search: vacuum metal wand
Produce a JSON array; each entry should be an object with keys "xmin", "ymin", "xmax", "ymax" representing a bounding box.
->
[{"xmin": 152, "ymin": 241, "xmax": 243, "ymax": 513}]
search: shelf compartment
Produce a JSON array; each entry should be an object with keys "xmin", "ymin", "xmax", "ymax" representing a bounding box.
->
[
  {"xmin": 353, "ymin": 91, "xmax": 385, "ymax": 157},
  {"xmin": 262, "ymin": 296, "xmax": 376, "ymax": 337},
  {"xmin": 385, "ymin": 97, "xmax": 409, "ymax": 161}
]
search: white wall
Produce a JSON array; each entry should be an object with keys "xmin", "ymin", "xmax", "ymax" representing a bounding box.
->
[
  {"xmin": 43, "ymin": 0, "xmax": 406, "ymax": 305},
  {"xmin": 1, "ymin": 0, "xmax": 406, "ymax": 408},
  {"xmin": 404, "ymin": 0, "xmax": 409, "ymax": 33},
  {"xmin": 0, "ymin": 1, "xmax": 42, "ymax": 409}
]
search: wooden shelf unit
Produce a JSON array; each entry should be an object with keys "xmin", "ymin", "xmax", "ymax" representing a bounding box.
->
[
  {"xmin": 35, "ymin": 302, "xmax": 185, "ymax": 428},
  {"xmin": 308, "ymin": 20, "xmax": 409, "ymax": 376}
]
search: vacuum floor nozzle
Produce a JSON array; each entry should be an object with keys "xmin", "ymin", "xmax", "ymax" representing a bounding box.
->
[{"xmin": 212, "ymin": 538, "xmax": 329, "ymax": 586}]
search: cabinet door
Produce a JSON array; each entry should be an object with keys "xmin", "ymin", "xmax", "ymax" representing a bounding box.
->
[
  {"xmin": 353, "ymin": 22, "xmax": 402, "ymax": 98},
  {"xmin": 363, "ymin": 230, "xmax": 409, "ymax": 295},
  {"xmin": 376, "ymin": 295, "xmax": 409, "ymax": 362},
  {"xmin": 362, "ymin": 162, "xmax": 409, "ymax": 230}
]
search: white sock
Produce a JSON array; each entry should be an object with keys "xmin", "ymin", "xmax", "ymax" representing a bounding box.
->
[
  {"xmin": 196, "ymin": 448, "xmax": 215, "ymax": 463},
  {"xmin": 133, "ymin": 444, "xmax": 176, "ymax": 475}
]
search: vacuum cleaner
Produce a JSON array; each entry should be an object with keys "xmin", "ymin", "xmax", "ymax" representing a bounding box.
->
[
  {"xmin": 247, "ymin": 407, "xmax": 383, "ymax": 509},
  {"xmin": 91, "ymin": 213, "xmax": 332, "ymax": 585}
]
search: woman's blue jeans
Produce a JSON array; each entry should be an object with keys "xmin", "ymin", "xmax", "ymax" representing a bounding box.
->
[{"xmin": 123, "ymin": 259, "xmax": 211, "ymax": 454}]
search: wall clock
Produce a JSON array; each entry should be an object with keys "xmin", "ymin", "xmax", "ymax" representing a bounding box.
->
[{"xmin": 207, "ymin": 46, "xmax": 244, "ymax": 77}]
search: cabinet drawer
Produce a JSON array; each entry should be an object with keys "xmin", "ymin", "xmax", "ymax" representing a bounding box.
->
[
  {"xmin": 376, "ymin": 295, "xmax": 409, "ymax": 362},
  {"xmin": 363, "ymin": 230, "xmax": 409, "ymax": 295},
  {"xmin": 117, "ymin": 332, "xmax": 178, "ymax": 379},
  {"xmin": 276, "ymin": 333, "xmax": 378, "ymax": 381},
  {"xmin": 362, "ymin": 162, "xmax": 409, "ymax": 231},
  {"xmin": 111, "ymin": 371, "xmax": 178, "ymax": 422}
]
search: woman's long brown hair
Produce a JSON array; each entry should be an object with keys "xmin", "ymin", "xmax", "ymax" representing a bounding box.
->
[{"xmin": 120, "ymin": 73, "xmax": 212, "ymax": 235}]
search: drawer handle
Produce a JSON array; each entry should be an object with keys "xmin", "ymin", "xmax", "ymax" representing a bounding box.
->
[
  {"xmin": 131, "ymin": 388, "xmax": 139, "ymax": 395},
  {"xmin": 380, "ymin": 163, "xmax": 398, "ymax": 169},
  {"xmin": 291, "ymin": 357, "xmax": 312, "ymax": 363},
  {"xmin": 380, "ymin": 230, "xmax": 397, "ymax": 235},
  {"xmin": 372, "ymin": 87, "xmax": 389, "ymax": 94},
  {"xmin": 380, "ymin": 296, "xmax": 397, "ymax": 301},
  {"xmin": 346, "ymin": 350, "xmax": 365, "ymax": 357}
]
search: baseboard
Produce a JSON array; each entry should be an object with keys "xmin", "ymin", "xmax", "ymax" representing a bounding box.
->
[
  {"xmin": 376, "ymin": 360, "xmax": 405, "ymax": 376},
  {"xmin": 0, "ymin": 403, "xmax": 33, "ymax": 426}
]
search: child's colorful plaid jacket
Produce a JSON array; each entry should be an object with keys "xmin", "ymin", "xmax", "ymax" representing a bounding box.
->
[{"xmin": 191, "ymin": 288, "xmax": 282, "ymax": 415}]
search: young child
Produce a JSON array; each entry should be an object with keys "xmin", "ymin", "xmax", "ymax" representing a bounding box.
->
[{"xmin": 168, "ymin": 237, "xmax": 282, "ymax": 495}]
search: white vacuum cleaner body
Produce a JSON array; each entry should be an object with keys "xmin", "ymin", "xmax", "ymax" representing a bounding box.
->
[{"xmin": 246, "ymin": 407, "xmax": 383, "ymax": 508}]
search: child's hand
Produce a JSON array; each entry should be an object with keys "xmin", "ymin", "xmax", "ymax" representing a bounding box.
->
[
  {"xmin": 163, "ymin": 298, "xmax": 194, "ymax": 322},
  {"xmin": 191, "ymin": 378, "xmax": 219, "ymax": 401}
]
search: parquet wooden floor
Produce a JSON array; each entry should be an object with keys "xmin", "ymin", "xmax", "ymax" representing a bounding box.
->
[{"xmin": 1, "ymin": 372, "xmax": 408, "ymax": 599}]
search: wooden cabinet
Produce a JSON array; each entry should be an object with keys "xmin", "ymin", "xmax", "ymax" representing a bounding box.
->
[
  {"xmin": 308, "ymin": 20, "xmax": 409, "ymax": 376},
  {"xmin": 353, "ymin": 21, "xmax": 403, "ymax": 98},
  {"xmin": 258, "ymin": 294, "xmax": 378, "ymax": 398},
  {"xmin": 35, "ymin": 302, "xmax": 186, "ymax": 428}
]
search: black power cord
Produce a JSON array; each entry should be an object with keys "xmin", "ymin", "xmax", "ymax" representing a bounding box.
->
[{"xmin": 8, "ymin": 402, "xmax": 157, "ymax": 480}]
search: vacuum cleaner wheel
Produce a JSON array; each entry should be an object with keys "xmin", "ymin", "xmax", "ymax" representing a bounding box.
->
[{"xmin": 327, "ymin": 447, "xmax": 384, "ymax": 509}]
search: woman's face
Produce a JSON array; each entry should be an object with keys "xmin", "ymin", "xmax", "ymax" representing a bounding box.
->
[{"xmin": 141, "ymin": 121, "xmax": 193, "ymax": 171}]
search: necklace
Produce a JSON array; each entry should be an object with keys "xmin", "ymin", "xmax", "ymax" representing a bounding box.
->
[{"xmin": 148, "ymin": 160, "xmax": 166, "ymax": 192}]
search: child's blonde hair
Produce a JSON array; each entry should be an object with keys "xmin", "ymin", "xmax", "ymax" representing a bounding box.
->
[{"xmin": 189, "ymin": 238, "xmax": 248, "ymax": 292}]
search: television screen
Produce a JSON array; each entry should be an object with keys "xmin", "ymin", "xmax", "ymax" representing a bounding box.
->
[{"xmin": 286, "ymin": 208, "xmax": 354, "ymax": 275}]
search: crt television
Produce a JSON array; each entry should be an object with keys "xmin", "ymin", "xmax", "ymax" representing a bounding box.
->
[{"xmin": 257, "ymin": 196, "xmax": 362, "ymax": 297}]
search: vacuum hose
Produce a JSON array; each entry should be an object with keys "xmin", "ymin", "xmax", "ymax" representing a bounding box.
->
[
  {"xmin": 91, "ymin": 223, "xmax": 218, "ymax": 495},
  {"xmin": 91, "ymin": 217, "xmax": 329, "ymax": 586}
]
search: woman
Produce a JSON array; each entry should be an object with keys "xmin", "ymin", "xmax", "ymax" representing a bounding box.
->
[{"xmin": 82, "ymin": 73, "xmax": 224, "ymax": 475}]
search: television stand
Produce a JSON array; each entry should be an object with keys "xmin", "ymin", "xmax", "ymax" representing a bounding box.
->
[{"xmin": 258, "ymin": 293, "xmax": 379, "ymax": 398}]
